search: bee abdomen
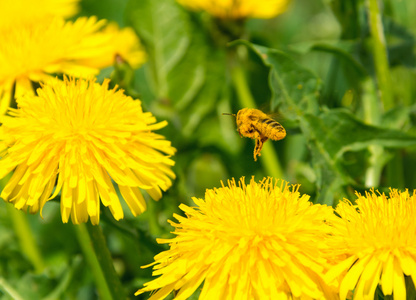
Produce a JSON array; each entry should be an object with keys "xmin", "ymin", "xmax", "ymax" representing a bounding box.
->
[
  {"xmin": 260, "ymin": 118, "xmax": 284, "ymax": 129},
  {"xmin": 259, "ymin": 118, "xmax": 286, "ymax": 141},
  {"xmin": 261, "ymin": 118, "xmax": 275, "ymax": 125}
]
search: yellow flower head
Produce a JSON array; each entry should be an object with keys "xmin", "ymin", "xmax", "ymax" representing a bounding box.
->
[
  {"xmin": 136, "ymin": 177, "xmax": 337, "ymax": 300},
  {"xmin": 0, "ymin": 77, "xmax": 175, "ymax": 225},
  {"xmin": 176, "ymin": 0, "xmax": 290, "ymax": 19},
  {"xmin": 82, "ymin": 22, "xmax": 147, "ymax": 70},
  {"xmin": 326, "ymin": 189, "xmax": 416, "ymax": 299},
  {"xmin": 0, "ymin": 0, "xmax": 79, "ymax": 28},
  {"xmin": 0, "ymin": 16, "xmax": 146, "ymax": 115}
]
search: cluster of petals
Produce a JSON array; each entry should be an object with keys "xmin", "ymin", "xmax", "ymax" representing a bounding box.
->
[
  {"xmin": 0, "ymin": 0, "xmax": 145, "ymax": 115},
  {"xmin": 326, "ymin": 189, "xmax": 416, "ymax": 299},
  {"xmin": 0, "ymin": 0, "xmax": 80, "ymax": 28},
  {"xmin": 136, "ymin": 177, "xmax": 416, "ymax": 299},
  {"xmin": 136, "ymin": 177, "xmax": 338, "ymax": 300},
  {"xmin": 176, "ymin": 0, "xmax": 290, "ymax": 19},
  {"xmin": 0, "ymin": 77, "xmax": 175, "ymax": 224}
]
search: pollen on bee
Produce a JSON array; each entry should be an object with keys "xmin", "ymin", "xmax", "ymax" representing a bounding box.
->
[{"xmin": 223, "ymin": 108, "xmax": 286, "ymax": 161}]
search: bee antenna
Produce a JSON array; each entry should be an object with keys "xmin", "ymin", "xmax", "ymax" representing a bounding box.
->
[{"xmin": 222, "ymin": 113, "xmax": 236, "ymax": 117}]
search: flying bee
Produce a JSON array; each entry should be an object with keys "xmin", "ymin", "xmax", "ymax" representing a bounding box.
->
[{"xmin": 223, "ymin": 108, "xmax": 286, "ymax": 161}]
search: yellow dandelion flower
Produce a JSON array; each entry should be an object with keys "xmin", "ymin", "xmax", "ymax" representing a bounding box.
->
[
  {"xmin": 0, "ymin": 77, "xmax": 175, "ymax": 225},
  {"xmin": 0, "ymin": 0, "xmax": 79, "ymax": 28},
  {"xmin": 176, "ymin": 0, "xmax": 290, "ymax": 19},
  {"xmin": 82, "ymin": 22, "xmax": 147, "ymax": 70},
  {"xmin": 136, "ymin": 177, "xmax": 338, "ymax": 300},
  {"xmin": 0, "ymin": 16, "xmax": 146, "ymax": 115},
  {"xmin": 326, "ymin": 189, "xmax": 416, "ymax": 299}
]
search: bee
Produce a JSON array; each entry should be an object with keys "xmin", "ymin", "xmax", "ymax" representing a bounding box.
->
[{"xmin": 223, "ymin": 108, "xmax": 286, "ymax": 161}]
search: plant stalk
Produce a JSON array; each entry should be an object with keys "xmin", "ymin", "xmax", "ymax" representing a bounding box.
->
[
  {"xmin": 74, "ymin": 223, "xmax": 126, "ymax": 300},
  {"xmin": 7, "ymin": 205, "xmax": 45, "ymax": 274},
  {"xmin": 367, "ymin": 0, "xmax": 393, "ymax": 110}
]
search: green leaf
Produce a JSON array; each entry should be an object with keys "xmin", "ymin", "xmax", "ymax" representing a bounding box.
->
[
  {"xmin": 305, "ymin": 109, "xmax": 416, "ymax": 159},
  {"xmin": 382, "ymin": 105, "xmax": 413, "ymax": 129},
  {"xmin": 231, "ymin": 40, "xmax": 321, "ymax": 119},
  {"xmin": 126, "ymin": 0, "xmax": 205, "ymax": 104},
  {"xmin": 169, "ymin": 27, "xmax": 207, "ymax": 112},
  {"xmin": 288, "ymin": 40, "xmax": 368, "ymax": 106},
  {"xmin": 181, "ymin": 50, "xmax": 227, "ymax": 137},
  {"xmin": 288, "ymin": 40, "xmax": 367, "ymax": 77},
  {"xmin": 301, "ymin": 109, "xmax": 416, "ymax": 204}
]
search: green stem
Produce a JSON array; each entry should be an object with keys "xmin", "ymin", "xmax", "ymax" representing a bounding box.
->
[
  {"xmin": 0, "ymin": 277, "xmax": 24, "ymax": 300},
  {"xmin": 362, "ymin": 77, "xmax": 385, "ymax": 188},
  {"xmin": 365, "ymin": 145, "xmax": 385, "ymax": 187},
  {"xmin": 231, "ymin": 61, "xmax": 256, "ymax": 109},
  {"xmin": 7, "ymin": 205, "xmax": 45, "ymax": 273},
  {"xmin": 231, "ymin": 62, "xmax": 284, "ymax": 179},
  {"xmin": 74, "ymin": 223, "xmax": 126, "ymax": 300},
  {"xmin": 367, "ymin": 0, "xmax": 393, "ymax": 110},
  {"xmin": 366, "ymin": 0, "xmax": 406, "ymax": 190}
]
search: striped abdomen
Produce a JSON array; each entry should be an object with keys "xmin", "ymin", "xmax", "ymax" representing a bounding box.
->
[{"xmin": 258, "ymin": 118, "xmax": 286, "ymax": 141}]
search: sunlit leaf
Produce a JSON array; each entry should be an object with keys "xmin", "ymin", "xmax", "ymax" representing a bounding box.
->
[
  {"xmin": 126, "ymin": 0, "xmax": 203, "ymax": 101},
  {"xmin": 301, "ymin": 109, "xmax": 416, "ymax": 204},
  {"xmin": 288, "ymin": 40, "xmax": 367, "ymax": 77},
  {"xmin": 231, "ymin": 40, "xmax": 321, "ymax": 119}
]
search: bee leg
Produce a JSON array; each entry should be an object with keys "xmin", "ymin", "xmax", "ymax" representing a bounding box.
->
[
  {"xmin": 237, "ymin": 129, "xmax": 243, "ymax": 138},
  {"xmin": 260, "ymin": 136, "xmax": 268, "ymax": 147},
  {"xmin": 253, "ymin": 137, "xmax": 268, "ymax": 161},
  {"xmin": 253, "ymin": 140, "xmax": 259, "ymax": 161}
]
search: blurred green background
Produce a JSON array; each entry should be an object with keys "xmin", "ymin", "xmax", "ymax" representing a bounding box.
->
[{"xmin": 1, "ymin": 0, "xmax": 416, "ymax": 299}]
